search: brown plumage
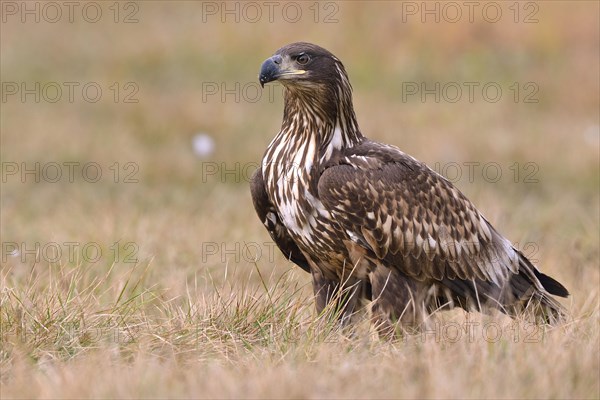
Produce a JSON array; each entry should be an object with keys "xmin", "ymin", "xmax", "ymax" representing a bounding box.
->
[{"xmin": 251, "ymin": 42, "xmax": 568, "ymax": 334}]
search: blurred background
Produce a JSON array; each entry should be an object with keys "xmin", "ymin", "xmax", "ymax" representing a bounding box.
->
[{"xmin": 1, "ymin": 1, "xmax": 598, "ymax": 294}]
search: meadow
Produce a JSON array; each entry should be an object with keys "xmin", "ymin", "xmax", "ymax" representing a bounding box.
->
[{"xmin": 1, "ymin": 2, "xmax": 599, "ymax": 398}]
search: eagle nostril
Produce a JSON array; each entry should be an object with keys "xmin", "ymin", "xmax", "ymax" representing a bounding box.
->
[{"xmin": 272, "ymin": 55, "xmax": 282, "ymax": 65}]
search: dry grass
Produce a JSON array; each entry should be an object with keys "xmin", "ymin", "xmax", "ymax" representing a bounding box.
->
[{"xmin": 1, "ymin": 2, "xmax": 599, "ymax": 399}]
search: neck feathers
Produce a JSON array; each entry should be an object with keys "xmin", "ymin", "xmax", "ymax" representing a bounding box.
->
[{"xmin": 280, "ymin": 64, "xmax": 363, "ymax": 160}]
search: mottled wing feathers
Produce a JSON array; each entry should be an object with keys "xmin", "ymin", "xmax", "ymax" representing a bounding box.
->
[
  {"xmin": 250, "ymin": 167, "xmax": 311, "ymax": 272},
  {"xmin": 317, "ymin": 141, "xmax": 520, "ymax": 285}
]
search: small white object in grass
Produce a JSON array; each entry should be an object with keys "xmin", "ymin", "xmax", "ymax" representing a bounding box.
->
[
  {"xmin": 583, "ymin": 125, "xmax": 599, "ymax": 146},
  {"xmin": 192, "ymin": 133, "xmax": 215, "ymax": 157},
  {"xmin": 7, "ymin": 248, "xmax": 19, "ymax": 258}
]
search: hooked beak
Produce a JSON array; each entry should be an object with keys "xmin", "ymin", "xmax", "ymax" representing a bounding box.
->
[{"xmin": 259, "ymin": 55, "xmax": 306, "ymax": 87}]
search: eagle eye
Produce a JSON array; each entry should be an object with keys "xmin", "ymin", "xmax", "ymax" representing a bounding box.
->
[{"xmin": 296, "ymin": 53, "xmax": 310, "ymax": 65}]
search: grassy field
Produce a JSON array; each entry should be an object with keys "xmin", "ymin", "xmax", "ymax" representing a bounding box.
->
[{"xmin": 1, "ymin": 1, "xmax": 599, "ymax": 398}]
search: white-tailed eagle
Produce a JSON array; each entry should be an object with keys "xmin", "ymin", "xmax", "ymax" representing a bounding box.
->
[{"xmin": 251, "ymin": 42, "xmax": 568, "ymax": 335}]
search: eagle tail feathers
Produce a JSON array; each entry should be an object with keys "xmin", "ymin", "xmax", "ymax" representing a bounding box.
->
[
  {"xmin": 534, "ymin": 270, "xmax": 569, "ymax": 297},
  {"xmin": 504, "ymin": 251, "xmax": 569, "ymax": 324}
]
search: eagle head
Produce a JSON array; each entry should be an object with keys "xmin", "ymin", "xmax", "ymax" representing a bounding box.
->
[{"xmin": 259, "ymin": 42, "xmax": 349, "ymax": 91}]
